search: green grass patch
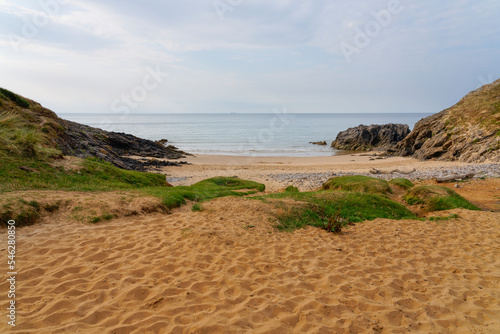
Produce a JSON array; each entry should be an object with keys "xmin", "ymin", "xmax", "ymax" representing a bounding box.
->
[
  {"xmin": 284, "ymin": 185, "xmax": 299, "ymax": 193},
  {"xmin": 256, "ymin": 189, "xmax": 415, "ymax": 232},
  {"xmin": 389, "ymin": 178, "xmax": 414, "ymax": 189},
  {"xmin": 145, "ymin": 177, "xmax": 265, "ymax": 210},
  {"xmin": 403, "ymin": 185, "xmax": 480, "ymax": 211},
  {"xmin": 322, "ymin": 175, "xmax": 392, "ymax": 195},
  {"xmin": 0, "ymin": 156, "xmax": 168, "ymax": 192}
]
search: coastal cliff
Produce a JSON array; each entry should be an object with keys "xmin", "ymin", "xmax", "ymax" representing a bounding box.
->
[
  {"xmin": 0, "ymin": 88, "xmax": 188, "ymax": 170},
  {"xmin": 392, "ymin": 79, "xmax": 500, "ymax": 162}
]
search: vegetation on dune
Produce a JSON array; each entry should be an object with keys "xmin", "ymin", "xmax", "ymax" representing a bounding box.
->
[
  {"xmin": 191, "ymin": 203, "xmax": 204, "ymax": 212},
  {"xmin": 0, "ymin": 198, "xmax": 63, "ymax": 227},
  {"xmin": 1, "ymin": 153, "xmax": 265, "ymax": 224},
  {"xmin": 1, "ymin": 109, "xmax": 266, "ymax": 224},
  {"xmin": 389, "ymin": 178, "xmax": 414, "ymax": 189},
  {"xmin": 89, "ymin": 214, "xmax": 115, "ymax": 224},
  {"xmin": 256, "ymin": 190, "xmax": 415, "ymax": 232},
  {"xmin": 403, "ymin": 185, "xmax": 480, "ymax": 211},
  {"xmin": 322, "ymin": 175, "xmax": 392, "ymax": 195},
  {"xmin": 428, "ymin": 213, "xmax": 460, "ymax": 222},
  {"xmin": 145, "ymin": 177, "xmax": 265, "ymax": 210},
  {"xmin": 258, "ymin": 175, "xmax": 478, "ymax": 233},
  {"xmin": 284, "ymin": 185, "xmax": 299, "ymax": 193},
  {"xmin": 0, "ymin": 156, "xmax": 168, "ymax": 192}
]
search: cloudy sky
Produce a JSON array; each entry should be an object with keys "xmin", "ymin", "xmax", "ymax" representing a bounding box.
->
[{"xmin": 0, "ymin": 0, "xmax": 499, "ymax": 114}]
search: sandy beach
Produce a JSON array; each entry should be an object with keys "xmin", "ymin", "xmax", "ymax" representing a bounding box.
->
[
  {"xmin": 1, "ymin": 155, "xmax": 499, "ymax": 333},
  {"xmin": 2, "ymin": 0, "xmax": 499, "ymax": 331},
  {"xmin": 159, "ymin": 154, "xmax": 500, "ymax": 191}
]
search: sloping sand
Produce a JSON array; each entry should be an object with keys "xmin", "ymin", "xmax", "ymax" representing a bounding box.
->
[{"xmin": 1, "ymin": 194, "xmax": 499, "ymax": 333}]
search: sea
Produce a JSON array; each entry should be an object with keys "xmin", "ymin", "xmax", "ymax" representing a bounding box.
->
[{"xmin": 59, "ymin": 113, "xmax": 431, "ymax": 157}]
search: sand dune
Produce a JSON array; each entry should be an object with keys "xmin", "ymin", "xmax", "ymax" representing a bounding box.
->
[{"xmin": 1, "ymin": 195, "xmax": 499, "ymax": 333}]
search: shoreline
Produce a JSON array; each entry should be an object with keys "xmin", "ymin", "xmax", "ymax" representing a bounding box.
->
[{"xmin": 178, "ymin": 152, "xmax": 392, "ymax": 165}]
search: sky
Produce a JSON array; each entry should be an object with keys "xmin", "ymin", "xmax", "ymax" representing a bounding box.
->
[{"xmin": 0, "ymin": 0, "xmax": 499, "ymax": 114}]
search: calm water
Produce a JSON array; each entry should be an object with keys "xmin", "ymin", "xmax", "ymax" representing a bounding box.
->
[{"xmin": 59, "ymin": 113, "xmax": 430, "ymax": 157}]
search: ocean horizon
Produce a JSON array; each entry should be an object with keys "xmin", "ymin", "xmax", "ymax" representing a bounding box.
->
[{"xmin": 60, "ymin": 113, "xmax": 432, "ymax": 157}]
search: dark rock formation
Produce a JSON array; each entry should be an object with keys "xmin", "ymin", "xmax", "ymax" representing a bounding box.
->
[
  {"xmin": 391, "ymin": 79, "xmax": 500, "ymax": 163},
  {"xmin": 56, "ymin": 120, "xmax": 191, "ymax": 171},
  {"xmin": 331, "ymin": 124, "xmax": 410, "ymax": 151},
  {"xmin": 310, "ymin": 141, "xmax": 327, "ymax": 146},
  {"xmin": 0, "ymin": 91, "xmax": 191, "ymax": 171}
]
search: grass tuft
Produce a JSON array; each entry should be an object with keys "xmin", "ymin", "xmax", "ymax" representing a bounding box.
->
[
  {"xmin": 192, "ymin": 203, "xmax": 204, "ymax": 212},
  {"xmin": 89, "ymin": 213, "xmax": 115, "ymax": 224},
  {"xmin": 322, "ymin": 175, "xmax": 392, "ymax": 195},
  {"xmin": 284, "ymin": 185, "xmax": 299, "ymax": 193},
  {"xmin": 403, "ymin": 185, "xmax": 480, "ymax": 211},
  {"xmin": 428, "ymin": 213, "xmax": 460, "ymax": 221},
  {"xmin": 389, "ymin": 178, "xmax": 414, "ymax": 189}
]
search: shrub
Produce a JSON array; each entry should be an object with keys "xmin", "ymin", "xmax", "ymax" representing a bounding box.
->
[{"xmin": 322, "ymin": 207, "xmax": 345, "ymax": 234}]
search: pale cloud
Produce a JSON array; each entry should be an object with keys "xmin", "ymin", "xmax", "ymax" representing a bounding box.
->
[{"xmin": 0, "ymin": 0, "xmax": 499, "ymax": 114}]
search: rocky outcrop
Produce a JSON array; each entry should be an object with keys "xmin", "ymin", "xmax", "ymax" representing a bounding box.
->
[
  {"xmin": 310, "ymin": 141, "xmax": 327, "ymax": 146},
  {"xmin": 0, "ymin": 89, "xmax": 190, "ymax": 171},
  {"xmin": 56, "ymin": 120, "xmax": 190, "ymax": 170},
  {"xmin": 391, "ymin": 79, "xmax": 500, "ymax": 163},
  {"xmin": 331, "ymin": 124, "xmax": 410, "ymax": 151}
]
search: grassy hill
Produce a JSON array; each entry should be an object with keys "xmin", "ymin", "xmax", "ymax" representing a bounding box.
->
[{"xmin": 0, "ymin": 88, "xmax": 188, "ymax": 170}]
